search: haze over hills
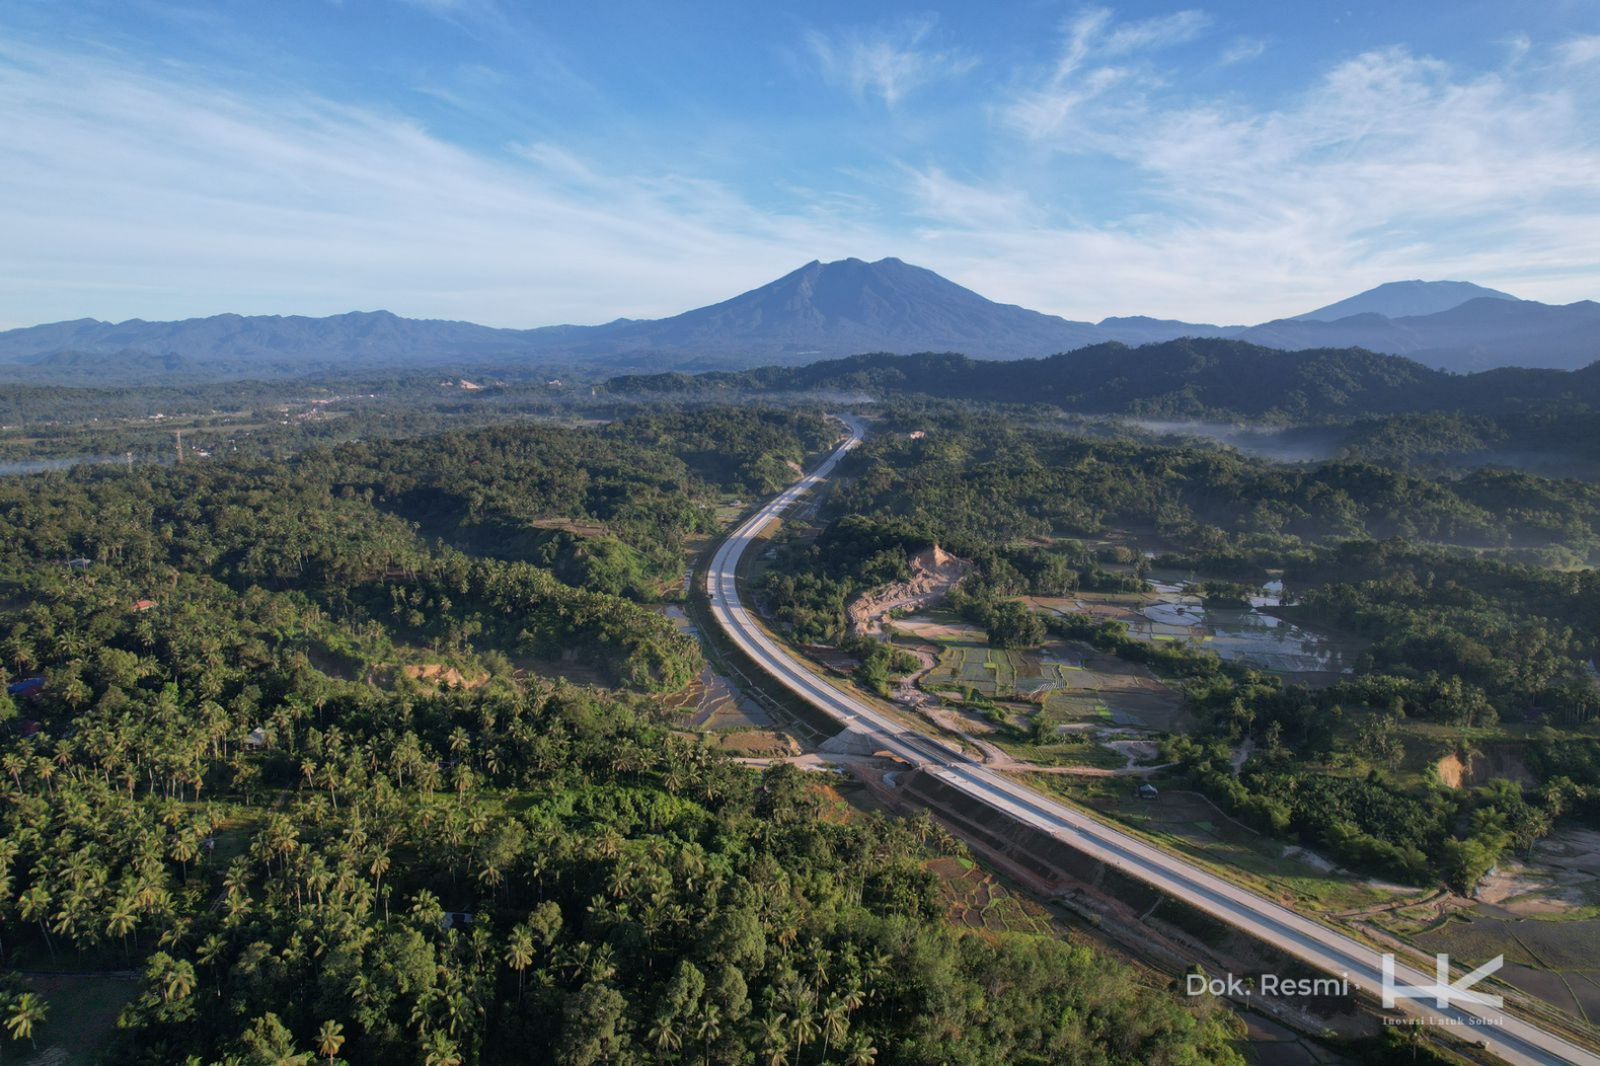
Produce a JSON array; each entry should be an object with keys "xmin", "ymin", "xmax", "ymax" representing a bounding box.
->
[
  {"xmin": 606, "ymin": 339, "xmax": 1600, "ymax": 422},
  {"xmin": 0, "ymin": 258, "xmax": 1595, "ymax": 381}
]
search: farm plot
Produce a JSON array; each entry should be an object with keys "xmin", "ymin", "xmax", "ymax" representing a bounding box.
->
[
  {"xmin": 920, "ymin": 633, "xmax": 1191, "ymax": 735},
  {"xmin": 1412, "ymin": 914, "xmax": 1600, "ymax": 1025},
  {"xmin": 926, "ymin": 855, "xmax": 1058, "ymax": 937},
  {"xmin": 1029, "ymin": 587, "xmax": 1362, "ymax": 687}
]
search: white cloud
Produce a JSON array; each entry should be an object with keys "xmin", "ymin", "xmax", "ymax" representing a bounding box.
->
[
  {"xmin": 1557, "ymin": 34, "xmax": 1600, "ymax": 66},
  {"xmin": 1101, "ymin": 10, "xmax": 1210, "ymax": 56},
  {"xmin": 916, "ymin": 44, "xmax": 1600, "ymax": 320},
  {"xmin": 1219, "ymin": 37, "xmax": 1266, "ymax": 66},
  {"xmin": 806, "ymin": 17, "xmax": 976, "ymax": 107},
  {"xmin": 1004, "ymin": 8, "xmax": 1208, "ymax": 139},
  {"xmin": 2, "ymin": 17, "xmax": 1599, "ymax": 333},
  {"xmin": 0, "ymin": 39, "xmax": 882, "ymax": 328}
]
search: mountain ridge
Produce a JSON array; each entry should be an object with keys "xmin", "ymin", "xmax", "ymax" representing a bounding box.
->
[
  {"xmin": 1290, "ymin": 279, "xmax": 1520, "ymax": 322},
  {"xmin": 0, "ymin": 258, "xmax": 1593, "ymax": 380},
  {"xmin": 603, "ymin": 339, "xmax": 1600, "ymax": 421}
]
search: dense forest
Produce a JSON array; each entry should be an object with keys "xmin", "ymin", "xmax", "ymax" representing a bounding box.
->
[
  {"xmin": 0, "ymin": 406, "xmax": 1244, "ymax": 1064},
  {"xmin": 607, "ymin": 339, "xmax": 1600, "ymax": 421},
  {"xmin": 758, "ymin": 409, "xmax": 1600, "ymax": 648}
]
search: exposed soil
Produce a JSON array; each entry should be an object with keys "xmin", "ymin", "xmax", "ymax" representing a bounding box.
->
[
  {"xmin": 1435, "ymin": 744, "xmax": 1534, "ymax": 789},
  {"xmin": 848, "ymin": 546, "xmax": 971, "ymax": 638},
  {"xmin": 401, "ymin": 663, "xmax": 487, "ymax": 690}
]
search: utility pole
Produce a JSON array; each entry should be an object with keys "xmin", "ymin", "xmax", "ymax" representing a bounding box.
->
[
  {"xmin": 125, "ymin": 451, "xmax": 133, "ymax": 472},
  {"xmin": 174, "ymin": 429, "xmax": 185, "ymax": 465}
]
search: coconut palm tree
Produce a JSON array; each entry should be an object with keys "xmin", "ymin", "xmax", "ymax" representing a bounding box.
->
[
  {"xmin": 844, "ymin": 1036, "xmax": 878, "ymax": 1066},
  {"xmin": 819, "ymin": 993, "xmax": 849, "ymax": 1063},
  {"xmin": 505, "ymin": 923, "xmax": 535, "ymax": 1001},
  {"xmin": 5, "ymin": 991, "xmax": 48, "ymax": 1048},
  {"xmin": 317, "ymin": 1019, "xmax": 345, "ymax": 1064}
]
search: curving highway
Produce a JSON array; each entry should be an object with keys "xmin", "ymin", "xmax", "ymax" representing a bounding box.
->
[{"xmin": 705, "ymin": 416, "xmax": 1600, "ymax": 1066}]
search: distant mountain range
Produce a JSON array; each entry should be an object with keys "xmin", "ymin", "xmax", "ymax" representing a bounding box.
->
[
  {"xmin": 1, "ymin": 258, "xmax": 1595, "ymax": 381},
  {"xmin": 1289, "ymin": 279, "xmax": 1519, "ymax": 321}
]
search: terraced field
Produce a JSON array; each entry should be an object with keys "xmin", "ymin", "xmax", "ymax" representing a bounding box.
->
[
  {"xmin": 917, "ymin": 634, "xmax": 1190, "ymax": 733},
  {"xmin": 927, "ymin": 855, "xmax": 1059, "ymax": 937}
]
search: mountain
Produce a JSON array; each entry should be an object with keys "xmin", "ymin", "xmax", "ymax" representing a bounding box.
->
[
  {"xmin": 540, "ymin": 257, "xmax": 1106, "ymax": 361},
  {"xmin": 0, "ymin": 260, "xmax": 1594, "ymax": 381},
  {"xmin": 1235, "ymin": 297, "xmax": 1600, "ymax": 371},
  {"xmin": 0, "ymin": 259, "xmax": 1107, "ymax": 380},
  {"xmin": 1292, "ymin": 280, "xmax": 1520, "ymax": 322},
  {"xmin": 0, "ymin": 310, "xmax": 532, "ymax": 375},
  {"xmin": 606, "ymin": 339, "xmax": 1600, "ymax": 421}
]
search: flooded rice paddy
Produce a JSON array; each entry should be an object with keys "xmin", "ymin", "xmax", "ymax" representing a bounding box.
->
[{"xmin": 1030, "ymin": 581, "xmax": 1360, "ymax": 686}]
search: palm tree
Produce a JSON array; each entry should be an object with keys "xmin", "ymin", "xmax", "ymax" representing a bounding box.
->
[
  {"xmin": 820, "ymin": 993, "xmax": 849, "ymax": 1063},
  {"xmin": 844, "ymin": 1036, "xmax": 878, "ymax": 1066},
  {"xmin": 421, "ymin": 1030, "xmax": 463, "ymax": 1066},
  {"xmin": 505, "ymin": 923, "xmax": 535, "ymax": 1001},
  {"xmin": 759, "ymin": 1012, "xmax": 792, "ymax": 1066},
  {"xmin": 18, "ymin": 884, "xmax": 54, "ymax": 957},
  {"xmin": 697, "ymin": 1003, "xmax": 723, "ymax": 1065},
  {"xmin": 317, "ymin": 1019, "xmax": 345, "ymax": 1064},
  {"xmin": 5, "ymin": 991, "xmax": 49, "ymax": 1048},
  {"xmin": 106, "ymin": 898, "xmax": 138, "ymax": 962},
  {"xmin": 646, "ymin": 1012, "xmax": 683, "ymax": 1061},
  {"xmin": 164, "ymin": 959, "xmax": 197, "ymax": 1003}
]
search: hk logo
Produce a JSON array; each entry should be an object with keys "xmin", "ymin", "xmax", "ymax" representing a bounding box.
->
[{"xmin": 1382, "ymin": 953, "xmax": 1503, "ymax": 1010}]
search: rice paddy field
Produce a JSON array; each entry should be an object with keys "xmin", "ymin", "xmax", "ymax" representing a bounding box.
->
[
  {"xmin": 655, "ymin": 604, "xmax": 777, "ymax": 733},
  {"xmin": 909, "ymin": 614, "xmax": 1192, "ymax": 734},
  {"xmin": 1027, "ymin": 584, "xmax": 1363, "ymax": 687},
  {"xmin": 1411, "ymin": 914, "xmax": 1600, "ymax": 1025},
  {"xmin": 1364, "ymin": 826, "xmax": 1600, "ymax": 1026}
]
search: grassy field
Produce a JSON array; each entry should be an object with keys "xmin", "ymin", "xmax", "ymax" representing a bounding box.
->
[{"xmin": 1030, "ymin": 776, "xmax": 1411, "ymax": 915}]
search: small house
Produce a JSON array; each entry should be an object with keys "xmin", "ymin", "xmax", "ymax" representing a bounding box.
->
[
  {"xmin": 244, "ymin": 727, "xmax": 270, "ymax": 751},
  {"xmin": 1137, "ymin": 783, "xmax": 1160, "ymax": 801}
]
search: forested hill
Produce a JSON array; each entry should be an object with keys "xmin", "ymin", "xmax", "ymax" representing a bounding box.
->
[{"xmin": 605, "ymin": 339, "xmax": 1600, "ymax": 420}]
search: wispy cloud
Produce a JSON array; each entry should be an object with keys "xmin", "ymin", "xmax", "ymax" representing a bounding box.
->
[
  {"xmin": 1557, "ymin": 34, "xmax": 1600, "ymax": 66},
  {"xmin": 1004, "ymin": 7, "xmax": 1208, "ymax": 139},
  {"xmin": 0, "ymin": 38, "xmax": 877, "ymax": 327},
  {"xmin": 1101, "ymin": 9, "xmax": 1209, "ymax": 56},
  {"xmin": 919, "ymin": 40, "xmax": 1600, "ymax": 320},
  {"xmin": 2, "ymin": 9, "xmax": 1598, "ymax": 332},
  {"xmin": 806, "ymin": 17, "xmax": 976, "ymax": 107},
  {"xmin": 1219, "ymin": 36, "xmax": 1266, "ymax": 66}
]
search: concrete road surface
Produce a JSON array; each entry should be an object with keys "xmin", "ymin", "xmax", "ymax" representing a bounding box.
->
[{"xmin": 705, "ymin": 416, "xmax": 1600, "ymax": 1066}]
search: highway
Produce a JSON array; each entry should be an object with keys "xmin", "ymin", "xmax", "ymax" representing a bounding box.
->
[{"xmin": 705, "ymin": 417, "xmax": 1600, "ymax": 1066}]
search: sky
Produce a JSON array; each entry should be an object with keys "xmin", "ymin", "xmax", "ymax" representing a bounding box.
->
[{"xmin": 2, "ymin": 1, "xmax": 1599, "ymax": 330}]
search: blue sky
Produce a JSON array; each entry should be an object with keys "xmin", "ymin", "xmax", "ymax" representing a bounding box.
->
[{"xmin": 2, "ymin": 1, "xmax": 1598, "ymax": 329}]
